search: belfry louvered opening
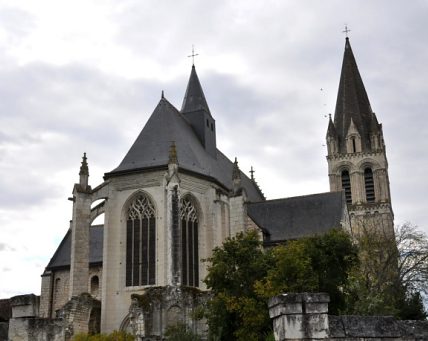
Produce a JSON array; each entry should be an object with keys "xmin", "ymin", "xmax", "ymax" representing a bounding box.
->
[
  {"xmin": 180, "ymin": 197, "xmax": 199, "ymax": 287},
  {"xmin": 364, "ymin": 168, "xmax": 375, "ymax": 203},
  {"xmin": 126, "ymin": 194, "xmax": 156, "ymax": 287},
  {"xmin": 341, "ymin": 170, "xmax": 352, "ymax": 204}
]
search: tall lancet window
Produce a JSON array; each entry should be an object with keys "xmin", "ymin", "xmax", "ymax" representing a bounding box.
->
[
  {"xmin": 126, "ymin": 194, "xmax": 156, "ymax": 287},
  {"xmin": 180, "ymin": 197, "xmax": 199, "ymax": 287},
  {"xmin": 364, "ymin": 168, "xmax": 375, "ymax": 203},
  {"xmin": 341, "ymin": 170, "xmax": 352, "ymax": 204}
]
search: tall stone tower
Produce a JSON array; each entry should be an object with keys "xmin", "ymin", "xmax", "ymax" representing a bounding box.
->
[{"xmin": 326, "ymin": 38, "xmax": 394, "ymax": 235}]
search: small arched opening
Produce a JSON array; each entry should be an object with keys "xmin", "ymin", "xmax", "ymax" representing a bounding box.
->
[
  {"xmin": 341, "ymin": 170, "xmax": 352, "ymax": 204},
  {"xmin": 364, "ymin": 167, "xmax": 375, "ymax": 203},
  {"xmin": 90, "ymin": 275, "xmax": 99, "ymax": 298}
]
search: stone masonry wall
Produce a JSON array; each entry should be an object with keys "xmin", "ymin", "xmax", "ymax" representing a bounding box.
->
[{"xmin": 268, "ymin": 293, "xmax": 428, "ymax": 341}]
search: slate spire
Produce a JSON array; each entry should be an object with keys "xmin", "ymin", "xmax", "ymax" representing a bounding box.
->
[
  {"xmin": 181, "ymin": 65, "xmax": 217, "ymax": 157},
  {"xmin": 181, "ymin": 65, "xmax": 211, "ymax": 115},
  {"xmin": 333, "ymin": 38, "xmax": 375, "ymax": 152}
]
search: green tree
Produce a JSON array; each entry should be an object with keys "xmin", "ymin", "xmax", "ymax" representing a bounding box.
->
[
  {"xmin": 256, "ymin": 228, "xmax": 358, "ymax": 314},
  {"xmin": 204, "ymin": 228, "xmax": 358, "ymax": 340},
  {"xmin": 204, "ymin": 230, "xmax": 273, "ymax": 341}
]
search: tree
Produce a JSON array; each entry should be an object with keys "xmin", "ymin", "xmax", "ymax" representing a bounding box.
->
[
  {"xmin": 204, "ymin": 228, "xmax": 358, "ymax": 340},
  {"xmin": 344, "ymin": 223, "xmax": 428, "ymax": 319},
  {"xmin": 256, "ymin": 228, "xmax": 358, "ymax": 314},
  {"xmin": 204, "ymin": 230, "xmax": 273, "ymax": 341}
]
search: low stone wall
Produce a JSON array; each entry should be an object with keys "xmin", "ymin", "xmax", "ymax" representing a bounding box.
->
[
  {"xmin": 268, "ymin": 293, "xmax": 428, "ymax": 341},
  {"xmin": 8, "ymin": 293, "xmax": 100, "ymax": 341},
  {"xmin": 8, "ymin": 318, "xmax": 65, "ymax": 341}
]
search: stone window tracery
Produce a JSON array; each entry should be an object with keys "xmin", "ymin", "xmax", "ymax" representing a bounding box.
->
[
  {"xmin": 126, "ymin": 194, "xmax": 156, "ymax": 287},
  {"xmin": 180, "ymin": 197, "xmax": 199, "ymax": 287}
]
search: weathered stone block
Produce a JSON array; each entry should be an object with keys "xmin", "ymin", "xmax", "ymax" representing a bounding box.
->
[{"xmin": 10, "ymin": 294, "xmax": 39, "ymax": 318}]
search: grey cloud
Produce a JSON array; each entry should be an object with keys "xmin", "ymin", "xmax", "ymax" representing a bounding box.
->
[{"xmin": 0, "ymin": 243, "xmax": 15, "ymax": 252}]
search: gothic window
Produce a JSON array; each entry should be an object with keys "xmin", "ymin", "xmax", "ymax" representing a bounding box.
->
[
  {"xmin": 352, "ymin": 137, "xmax": 356, "ymax": 153},
  {"xmin": 54, "ymin": 278, "xmax": 61, "ymax": 300},
  {"xmin": 180, "ymin": 197, "xmax": 199, "ymax": 287},
  {"xmin": 364, "ymin": 168, "xmax": 375, "ymax": 203},
  {"xmin": 341, "ymin": 170, "xmax": 352, "ymax": 204},
  {"xmin": 126, "ymin": 194, "xmax": 156, "ymax": 287}
]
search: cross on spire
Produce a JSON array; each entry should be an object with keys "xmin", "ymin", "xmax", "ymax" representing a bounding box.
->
[
  {"xmin": 187, "ymin": 45, "xmax": 199, "ymax": 66},
  {"xmin": 342, "ymin": 25, "xmax": 351, "ymax": 38}
]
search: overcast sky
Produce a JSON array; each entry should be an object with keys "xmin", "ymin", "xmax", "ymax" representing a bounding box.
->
[{"xmin": 1, "ymin": 0, "xmax": 427, "ymax": 298}]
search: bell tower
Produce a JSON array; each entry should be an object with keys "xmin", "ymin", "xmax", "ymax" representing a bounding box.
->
[{"xmin": 326, "ymin": 37, "xmax": 394, "ymax": 235}]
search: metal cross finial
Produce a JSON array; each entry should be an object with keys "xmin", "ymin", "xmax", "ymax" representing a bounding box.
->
[
  {"xmin": 188, "ymin": 45, "xmax": 199, "ymax": 65},
  {"xmin": 343, "ymin": 25, "xmax": 351, "ymax": 38},
  {"xmin": 250, "ymin": 166, "xmax": 255, "ymax": 180}
]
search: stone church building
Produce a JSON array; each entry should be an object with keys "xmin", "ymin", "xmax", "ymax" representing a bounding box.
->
[{"xmin": 8, "ymin": 37, "xmax": 394, "ymax": 340}]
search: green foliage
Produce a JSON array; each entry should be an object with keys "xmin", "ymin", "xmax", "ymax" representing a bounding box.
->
[
  {"xmin": 72, "ymin": 330, "xmax": 135, "ymax": 341},
  {"xmin": 204, "ymin": 230, "xmax": 273, "ymax": 340},
  {"xmin": 204, "ymin": 229, "xmax": 358, "ymax": 339},
  {"xmin": 256, "ymin": 228, "xmax": 358, "ymax": 314},
  {"xmin": 164, "ymin": 323, "xmax": 202, "ymax": 341}
]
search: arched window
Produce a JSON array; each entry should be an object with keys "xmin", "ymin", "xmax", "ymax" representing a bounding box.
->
[
  {"xmin": 54, "ymin": 278, "xmax": 61, "ymax": 297},
  {"xmin": 90, "ymin": 276, "xmax": 99, "ymax": 297},
  {"xmin": 364, "ymin": 168, "xmax": 375, "ymax": 203},
  {"xmin": 351, "ymin": 137, "xmax": 356, "ymax": 153},
  {"xmin": 180, "ymin": 197, "xmax": 199, "ymax": 287},
  {"xmin": 341, "ymin": 170, "xmax": 352, "ymax": 204},
  {"xmin": 126, "ymin": 194, "xmax": 156, "ymax": 287}
]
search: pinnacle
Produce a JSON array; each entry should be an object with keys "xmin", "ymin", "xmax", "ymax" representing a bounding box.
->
[
  {"xmin": 79, "ymin": 152, "xmax": 89, "ymax": 176},
  {"xmin": 232, "ymin": 157, "xmax": 241, "ymax": 180}
]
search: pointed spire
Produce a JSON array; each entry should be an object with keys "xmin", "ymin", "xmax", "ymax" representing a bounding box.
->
[
  {"xmin": 334, "ymin": 38, "xmax": 374, "ymax": 152},
  {"xmin": 327, "ymin": 114, "xmax": 337, "ymax": 138},
  {"xmin": 181, "ymin": 65, "xmax": 211, "ymax": 114},
  {"xmin": 79, "ymin": 152, "xmax": 89, "ymax": 189}
]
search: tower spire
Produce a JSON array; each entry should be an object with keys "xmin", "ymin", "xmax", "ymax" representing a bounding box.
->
[
  {"xmin": 181, "ymin": 64, "xmax": 210, "ymax": 114},
  {"xmin": 334, "ymin": 37, "xmax": 374, "ymax": 152}
]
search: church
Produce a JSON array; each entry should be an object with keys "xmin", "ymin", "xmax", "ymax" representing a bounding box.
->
[{"xmin": 29, "ymin": 37, "xmax": 393, "ymax": 338}]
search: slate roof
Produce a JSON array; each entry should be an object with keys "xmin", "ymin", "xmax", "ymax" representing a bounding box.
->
[
  {"xmin": 46, "ymin": 225, "xmax": 103, "ymax": 270},
  {"xmin": 247, "ymin": 191, "xmax": 346, "ymax": 243},
  {"xmin": 333, "ymin": 38, "xmax": 380, "ymax": 152},
  {"xmin": 105, "ymin": 97, "xmax": 263, "ymax": 202},
  {"xmin": 181, "ymin": 65, "xmax": 211, "ymax": 115}
]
